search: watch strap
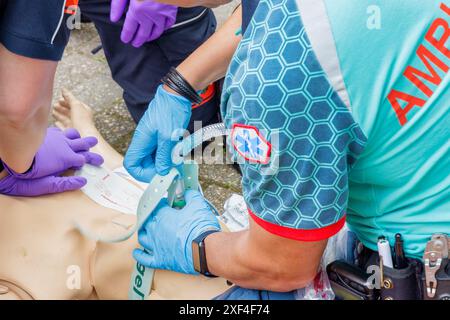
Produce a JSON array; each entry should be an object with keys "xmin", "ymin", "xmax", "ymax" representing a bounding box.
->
[{"xmin": 193, "ymin": 229, "xmax": 219, "ymax": 277}]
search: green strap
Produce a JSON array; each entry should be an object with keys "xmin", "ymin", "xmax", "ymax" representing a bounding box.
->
[
  {"xmin": 127, "ymin": 169, "xmax": 178, "ymax": 300},
  {"xmin": 128, "ymin": 161, "xmax": 200, "ymax": 300}
]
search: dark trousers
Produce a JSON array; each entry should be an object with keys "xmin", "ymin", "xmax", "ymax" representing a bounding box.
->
[{"xmin": 78, "ymin": 0, "xmax": 220, "ymax": 130}]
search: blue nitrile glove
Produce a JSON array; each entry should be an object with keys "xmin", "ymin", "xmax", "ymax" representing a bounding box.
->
[
  {"xmin": 124, "ymin": 85, "xmax": 191, "ymax": 183},
  {"xmin": 133, "ymin": 189, "xmax": 221, "ymax": 274}
]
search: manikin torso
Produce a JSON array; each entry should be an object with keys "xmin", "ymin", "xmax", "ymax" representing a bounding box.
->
[{"xmin": 0, "ymin": 181, "xmax": 229, "ymax": 300}]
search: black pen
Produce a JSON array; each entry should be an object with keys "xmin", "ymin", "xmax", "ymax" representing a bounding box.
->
[{"xmin": 394, "ymin": 233, "xmax": 407, "ymax": 269}]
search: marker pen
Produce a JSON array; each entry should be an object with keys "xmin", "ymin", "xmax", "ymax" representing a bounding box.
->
[{"xmin": 378, "ymin": 236, "xmax": 394, "ymax": 268}]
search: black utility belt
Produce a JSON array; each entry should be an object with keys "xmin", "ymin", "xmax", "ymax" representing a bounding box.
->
[{"xmin": 327, "ymin": 233, "xmax": 450, "ymax": 300}]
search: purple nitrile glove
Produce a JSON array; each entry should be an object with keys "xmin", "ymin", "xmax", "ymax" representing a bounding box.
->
[
  {"xmin": 0, "ymin": 127, "xmax": 104, "ymax": 197},
  {"xmin": 110, "ymin": 0, "xmax": 178, "ymax": 48},
  {"xmin": 0, "ymin": 172, "xmax": 87, "ymax": 197},
  {"xmin": 4, "ymin": 127, "xmax": 104, "ymax": 180}
]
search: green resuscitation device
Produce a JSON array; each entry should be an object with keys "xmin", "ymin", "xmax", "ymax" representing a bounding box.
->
[
  {"xmin": 128, "ymin": 161, "xmax": 200, "ymax": 300},
  {"xmin": 172, "ymin": 177, "xmax": 186, "ymax": 209}
]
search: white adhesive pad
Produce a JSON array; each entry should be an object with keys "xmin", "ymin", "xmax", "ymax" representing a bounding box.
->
[{"xmin": 75, "ymin": 165, "xmax": 147, "ymax": 215}]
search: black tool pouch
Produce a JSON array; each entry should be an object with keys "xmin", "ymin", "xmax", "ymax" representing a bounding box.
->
[
  {"xmin": 362, "ymin": 250, "xmax": 422, "ymax": 300},
  {"xmin": 380, "ymin": 261, "xmax": 421, "ymax": 300}
]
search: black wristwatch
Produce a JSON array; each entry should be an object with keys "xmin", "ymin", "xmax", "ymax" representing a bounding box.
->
[{"xmin": 192, "ymin": 229, "xmax": 219, "ymax": 277}]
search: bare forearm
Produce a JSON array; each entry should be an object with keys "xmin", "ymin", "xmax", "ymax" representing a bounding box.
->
[
  {"xmin": 205, "ymin": 231, "xmax": 288, "ymax": 291},
  {"xmin": 170, "ymin": 6, "xmax": 242, "ymax": 91},
  {"xmin": 205, "ymin": 223, "xmax": 327, "ymax": 292}
]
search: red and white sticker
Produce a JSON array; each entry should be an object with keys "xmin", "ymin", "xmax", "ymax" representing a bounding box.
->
[{"xmin": 231, "ymin": 124, "xmax": 271, "ymax": 164}]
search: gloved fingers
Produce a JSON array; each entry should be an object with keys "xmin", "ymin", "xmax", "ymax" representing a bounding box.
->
[
  {"xmin": 79, "ymin": 151, "xmax": 104, "ymax": 167},
  {"xmin": 64, "ymin": 128, "xmax": 81, "ymax": 140},
  {"xmin": 137, "ymin": 229, "xmax": 153, "ymax": 250},
  {"xmin": 142, "ymin": 197, "xmax": 170, "ymax": 226},
  {"xmin": 124, "ymin": 152, "xmax": 157, "ymax": 182},
  {"xmin": 155, "ymin": 138, "xmax": 175, "ymax": 176},
  {"xmin": 124, "ymin": 125, "xmax": 158, "ymax": 182},
  {"xmin": 147, "ymin": 22, "xmax": 163, "ymax": 42},
  {"xmin": 123, "ymin": 148, "xmax": 156, "ymax": 183},
  {"xmin": 110, "ymin": 0, "xmax": 129, "ymax": 22},
  {"xmin": 184, "ymin": 190, "xmax": 216, "ymax": 213},
  {"xmin": 44, "ymin": 176, "xmax": 88, "ymax": 194},
  {"xmin": 131, "ymin": 22, "xmax": 154, "ymax": 48},
  {"xmin": 183, "ymin": 189, "xmax": 204, "ymax": 204},
  {"xmin": 67, "ymin": 136, "xmax": 99, "ymax": 152},
  {"xmin": 140, "ymin": 155, "xmax": 158, "ymax": 181},
  {"xmin": 121, "ymin": 14, "xmax": 139, "ymax": 43},
  {"xmin": 133, "ymin": 248, "xmax": 158, "ymax": 269},
  {"xmin": 164, "ymin": 7, "xmax": 178, "ymax": 26},
  {"xmin": 68, "ymin": 153, "xmax": 87, "ymax": 169},
  {"xmin": 18, "ymin": 175, "xmax": 88, "ymax": 196}
]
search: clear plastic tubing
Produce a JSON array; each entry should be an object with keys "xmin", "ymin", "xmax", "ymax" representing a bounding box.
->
[{"xmin": 172, "ymin": 122, "xmax": 227, "ymax": 165}]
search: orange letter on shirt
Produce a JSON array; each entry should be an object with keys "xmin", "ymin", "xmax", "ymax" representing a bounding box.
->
[
  {"xmin": 426, "ymin": 16, "xmax": 450, "ymax": 59},
  {"xmin": 388, "ymin": 90, "xmax": 427, "ymax": 126},
  {"xmin": 404, "ymin": 45, "xmax": 449, "ymax": 97}
]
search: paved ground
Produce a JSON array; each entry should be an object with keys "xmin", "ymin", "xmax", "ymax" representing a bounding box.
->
[{"xmin": 52, "ymin": 4, "xmax": 242, "ymax": 211}]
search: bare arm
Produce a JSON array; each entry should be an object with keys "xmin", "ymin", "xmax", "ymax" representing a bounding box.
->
[
  {"xmin": 166, "ymin": 5, "xmax": 242, "ymax": 92},
  {"xmin": 205, "ymin": 220, "xmax": 327, "ymax": 292},
  {"xmin": 0, "ymin": 44, "xmax": 56, "ymax": 173}
]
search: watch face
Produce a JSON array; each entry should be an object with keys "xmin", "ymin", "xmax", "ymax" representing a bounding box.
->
[{"xmin": 192, "ymin": 241, "xmax": 201, "ymax": 273}]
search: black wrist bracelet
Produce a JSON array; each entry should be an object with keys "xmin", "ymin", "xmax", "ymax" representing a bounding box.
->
[
  {"xmin": 0, "ymin": 160, "xmax": 4, "ymax": 173},
  {"xmin": 162, "ymin": 76, "xmax": 191, "ymax": 100},
  {"xmin": 162, "ymin": 75, "xmax": 197, "ymax": 103},
  {"xmin": 162, "ymin": 67, "xmax": 202, "ymax": 105},
  {"xmin": 163, "ymin": 68, "xmax": 201, "ymax": 104}
]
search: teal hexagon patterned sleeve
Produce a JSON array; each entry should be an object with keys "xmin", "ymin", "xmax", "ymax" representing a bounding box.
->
[{"xmin": 221, "ymin": 0, "xmax": 367, "ymax": 241}]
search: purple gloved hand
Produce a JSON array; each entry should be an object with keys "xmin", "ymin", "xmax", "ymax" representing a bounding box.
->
[
  {"xmin": 110, "ymin": 0, "xmax": 178, "ymax": 48},
  {"xmin": 0, "ymin": 127, "xmax": 104, "ymax": 197},
  {"xmin": 0, "ymin": 173, "xmax": 88, "ymax": 197}
]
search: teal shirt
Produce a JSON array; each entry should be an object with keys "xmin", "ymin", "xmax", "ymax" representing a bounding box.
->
[
  {"xmin": 222, "ymin": 0, "xmax": 449, "ymax": 259},
  {"xmin": 324, "ymin": 0, "xmax": 450, "ymax": 258}
]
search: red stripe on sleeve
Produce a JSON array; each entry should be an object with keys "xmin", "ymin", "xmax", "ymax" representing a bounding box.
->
[{"xmin": 248, "ymin": 209, "xmax": 346, "ymax": 241}]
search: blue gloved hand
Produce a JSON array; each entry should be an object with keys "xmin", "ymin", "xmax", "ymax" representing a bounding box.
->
[
  {"xmin": 124, "ymin": 85, "xmax": 191, "ymax": 183},
  {"xmin": 133, "ymin": 189, "xmax": 221, "ymax": 274}
]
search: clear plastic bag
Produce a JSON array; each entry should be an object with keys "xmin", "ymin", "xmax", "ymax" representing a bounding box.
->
[
  {"xmin": 219, "ymin": 193, "xmax": 249, "ymax": 232},
  {"xmin": 294, "ymin": 265, "xmax": 335, "ymax": 300}
]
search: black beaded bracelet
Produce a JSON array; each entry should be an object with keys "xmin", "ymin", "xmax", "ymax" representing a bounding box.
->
[{"xmin": 162, "ymin": 67, "xmax": 202, "ymax": 105}]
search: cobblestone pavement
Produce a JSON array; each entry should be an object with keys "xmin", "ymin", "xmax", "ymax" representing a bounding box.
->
[{"xmin": 52, "ymin": 4, "xmax": 242, "ymax": 212}]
